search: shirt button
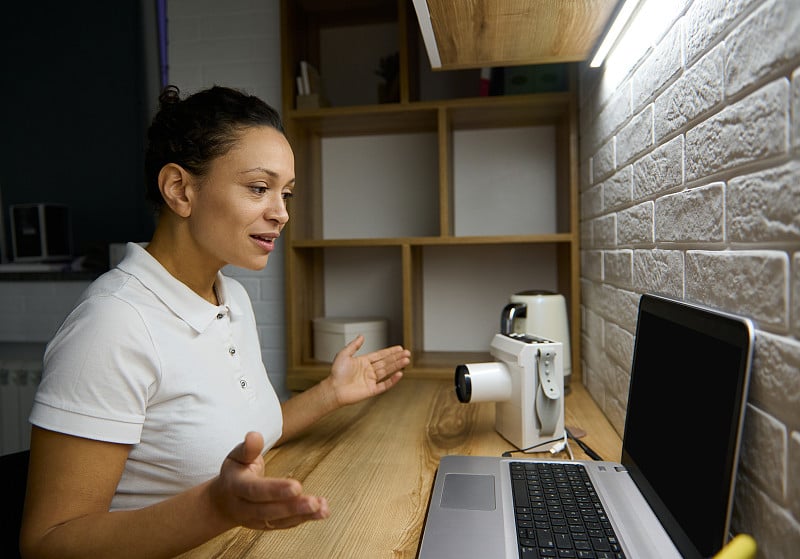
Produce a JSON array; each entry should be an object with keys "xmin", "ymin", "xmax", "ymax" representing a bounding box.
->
[
  {"xmin": 216, "ymin": 313, "xmax": 224, "ymax": 319},
  {"xmin": 239, "ymin": 378, "xmax": 248, "ymax": 389},
  {"xmin": 229, "ymin": 347, "xmax": 236, "ymax": 355}
]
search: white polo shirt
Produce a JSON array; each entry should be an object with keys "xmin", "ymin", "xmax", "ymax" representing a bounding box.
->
[{"xmin": 30, "ymin": 242, "xmax": 283, "ymax": 510}]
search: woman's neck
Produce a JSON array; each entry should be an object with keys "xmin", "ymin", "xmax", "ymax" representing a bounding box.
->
[{"xmin": 146, "ymin": 221, "xmax": 220, "ymax": 306}]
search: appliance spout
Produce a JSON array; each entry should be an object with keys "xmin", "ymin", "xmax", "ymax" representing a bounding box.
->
[{"xmin": 500, "ymin": 302, "xmax": 526, "ymax": 335}]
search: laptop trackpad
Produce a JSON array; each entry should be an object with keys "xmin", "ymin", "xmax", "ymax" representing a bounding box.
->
[{"xmin": 440, "ymin": 474, "xmax": 496, "ymax": 511}]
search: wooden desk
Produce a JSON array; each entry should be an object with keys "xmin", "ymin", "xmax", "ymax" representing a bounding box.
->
[{"xmin": 177, "ymin": 379, "xmax": 621, "ymax": 559}]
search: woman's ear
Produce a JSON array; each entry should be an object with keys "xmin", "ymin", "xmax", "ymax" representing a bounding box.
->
[{"xmin": 157, "ymin": 163, "xmax": 193, "ymax": 217}]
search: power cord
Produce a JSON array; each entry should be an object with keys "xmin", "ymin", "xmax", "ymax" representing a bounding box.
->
[
  {"xmin": 501, "ymin": 436, "xmax": 564, "ymax": 457},
  {"xmin": 548, "ymin": 431, "xmax": 574, "ymax": 460},
  {"xmin": 565, "ymin": 427, "xmax": 603, "ymax": 461},
  {"xmin": 501, "ymin": 429, "xmax": 601, "ymax": 461}
]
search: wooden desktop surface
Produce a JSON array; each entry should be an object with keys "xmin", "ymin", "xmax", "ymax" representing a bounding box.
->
[{"xmin": 177, "ymin": 378, "xmax": 622, "ymax": 559}]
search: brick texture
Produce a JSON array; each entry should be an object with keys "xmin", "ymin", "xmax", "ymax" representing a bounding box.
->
[{"xmin": 580, "ymin": 0, "xmax": 800, "ymax": 554}]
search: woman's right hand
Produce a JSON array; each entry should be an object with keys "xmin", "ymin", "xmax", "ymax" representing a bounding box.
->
[{"xmin": 209, "ymin": 432, "xmax": 330, "ymax": 531}]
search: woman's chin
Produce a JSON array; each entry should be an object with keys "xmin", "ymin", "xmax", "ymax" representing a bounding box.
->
[{"xmin": 228, "ymin": 254, "xmax": 270, "ymax": 272}]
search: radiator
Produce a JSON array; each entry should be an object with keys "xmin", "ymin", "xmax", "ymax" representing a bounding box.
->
[{"xmin": 0, "ymin": 343, "xmax": 44, "ymax": 456}]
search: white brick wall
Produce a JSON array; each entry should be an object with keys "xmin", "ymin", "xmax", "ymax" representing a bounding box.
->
[
  {"xmin": 0, "ymin": 281, "xmax": 90, "ymax": 343},
  {"xmin": 579, "ymin": 0, "xmax": 800, "ymax": 555}
]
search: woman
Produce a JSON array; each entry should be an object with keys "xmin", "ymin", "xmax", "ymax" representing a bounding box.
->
[{"xmin": 19, "ymin": 85, "xmax": 410, "ymax": 558}]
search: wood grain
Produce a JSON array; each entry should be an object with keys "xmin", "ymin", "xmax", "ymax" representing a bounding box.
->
[
  {"xmin": 424, "ymin": 0, "xmax": 620, "ymax": 69},
  {"xmin": 177, "ymin": 378, "xmax": 621, "ymax": 558}
]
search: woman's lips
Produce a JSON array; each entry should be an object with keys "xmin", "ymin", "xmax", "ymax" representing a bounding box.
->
[{"xmin": 250, "ymin": 234, "xmax": 277, "ymax": 252}]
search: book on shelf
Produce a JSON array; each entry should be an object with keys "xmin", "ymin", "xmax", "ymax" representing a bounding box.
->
[{"xmin": 296, "ymin": 60, "xmax": 328, "ymax": 109}]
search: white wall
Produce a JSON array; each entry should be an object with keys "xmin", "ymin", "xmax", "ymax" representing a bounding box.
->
[
  {"xmin": 578, "ymin": 0, "xmax": 800, "ymax": 555},
  {"xmin": 166, "ymin": 0, "xmax": 289, "ymax": 399},
  {"xmin": 0, "ymin": 281, "xmax": 90, "ymax": 343}
]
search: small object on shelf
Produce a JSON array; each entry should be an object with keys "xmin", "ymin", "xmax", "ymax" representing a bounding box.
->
[
  {"xmin": 296, "ymin": 60, "xmax": 328, "ymax": 109},
  {"xmin": 296, "ymin": 94, "xmax": 325, "ymax": 110},
  {"xmin": 313, "ymin": 317, "xmax": 388, "ymax": 363},
  {"xmin": 375, "ymin": 52, "xmax": 400, "ymax": 103},
  {"xmin": 479, "ymin": 67, "xmax": 491, "ymax": 96}
]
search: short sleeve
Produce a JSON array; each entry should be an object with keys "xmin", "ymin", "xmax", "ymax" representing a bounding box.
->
[{"xmin": 30, "ymin": 293, "xmax": 161, "ymax": 444}]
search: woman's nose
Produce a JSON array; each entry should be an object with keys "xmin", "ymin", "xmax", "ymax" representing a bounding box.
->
[{"xmin": 266, "ymin": 196, "xmax": 290, "ymax": 224}]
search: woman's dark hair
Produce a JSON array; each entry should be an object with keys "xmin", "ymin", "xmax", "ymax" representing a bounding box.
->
[{"xmin": 144, "ymin": 85, "xmax": 285, "ymax": 208}]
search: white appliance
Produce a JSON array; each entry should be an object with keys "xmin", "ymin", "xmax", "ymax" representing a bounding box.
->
[
  {"xmin": 500, "ymin": 290, "xmax": 571, "ymax": 389},
  {"xmin": 455, "ymin": 333, "xmax": 564, "ymax": 451}
]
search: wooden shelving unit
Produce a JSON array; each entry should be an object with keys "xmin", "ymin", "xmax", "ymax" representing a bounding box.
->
[{"xmin": 280, "ymin": 0, "xmax": 580, "ymax": 391}]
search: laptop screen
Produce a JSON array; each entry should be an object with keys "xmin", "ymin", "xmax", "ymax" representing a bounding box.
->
[{"xmin": 621, "ymin": 294, "xmax": 754, "ymax": 558}]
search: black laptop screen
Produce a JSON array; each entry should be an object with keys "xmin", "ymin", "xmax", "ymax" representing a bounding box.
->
[{"xmin": 620, "ymin": 294, "xmax": 753, "ymax": 558}]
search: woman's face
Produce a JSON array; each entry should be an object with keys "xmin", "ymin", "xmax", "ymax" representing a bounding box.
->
[{"xmin": 186, "ymin": 125, "xmax": 294, "ymax": 271}]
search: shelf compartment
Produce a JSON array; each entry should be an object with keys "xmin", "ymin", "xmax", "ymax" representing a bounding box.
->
[
  {"xmin": 452, "ymin": 124, "xmax": 557, "ymax": 237},
  {"xmin": 285, "ymin": 245, "xmax": 404, "ymax": 368},
  {"xmin": 320, "ymin": 131, "xmax": 439, "ymax": 239},
  {"xmin": 319, "ymin": 21, "xmax": 400, "ymax": 107},
  {"xmin": 283, "ymin": 0, "xmax": 401, "ymax": 109},
  {"xmin": 412, "ymin": 243, "xmax": 562, "ymax": 354}
]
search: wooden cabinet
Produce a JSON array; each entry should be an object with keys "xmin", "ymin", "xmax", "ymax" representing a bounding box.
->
[{"xmin": 280, "ymin": 0, "xmax": 580, "ymax": 390}]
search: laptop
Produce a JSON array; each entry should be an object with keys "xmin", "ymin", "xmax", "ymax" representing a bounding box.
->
[{"xmin": 418, "ymin": 293, "xmax": 754, "ymax": 559}]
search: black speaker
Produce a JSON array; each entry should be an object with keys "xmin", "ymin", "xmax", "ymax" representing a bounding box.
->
[{"xmin": 10, "ymin": 204, "xmax": 72, "ymax": 262}]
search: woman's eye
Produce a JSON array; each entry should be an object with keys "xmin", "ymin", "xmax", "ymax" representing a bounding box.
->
[
  {"xmin": 250, "ymin": 185, "xmax": 268, "ymax": 195},
  {"xmin": 282, "ymin": 191, "xmax": 294, "ymax": 201}
]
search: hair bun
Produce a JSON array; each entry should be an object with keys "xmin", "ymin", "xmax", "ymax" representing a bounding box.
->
[{"xmin": 159, "ymin": 85, "xmax": 181, "ymax": 107}]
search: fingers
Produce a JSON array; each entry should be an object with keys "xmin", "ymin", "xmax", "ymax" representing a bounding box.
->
[
  {"xmin": 253, "ymin": 495, "xmax": 330, "ymax": 531},
  {"xmin": 224, "ymin": 431, "xmax": 265, "ymax": 471},
  {"xmin": 243, "ymin": 431, "xmax": 265, "ymax": 461},
  {"xmin": 331, "ymin": 335, "xmax": 365, "ymax": 364},
  {"xmin": 236, "ymin": 479, "xmax": 330, "ymax": 531},
  {"xmin": 367, "ymin": 344, "xmax": 408, "ymax": 362},
  {"xmin": 370, "ymin": 346, "xmax": 411, "ymax": 373},
  {"xmin": 344, "ymin": 335, "xmax": 365, "ymax": 355},
  {"xmin": 356, "ymin": 344, "xmax": 410, "ymax": 385},
  {"xmin": 374, "ymin": 370, "xmax": 403, "ymax": 392},
  {"xmin": 214, "ymin": 444, "xmax": 330, "ymax": 532},
  {"xmin": 335, "ymin": 337, "xmax": 411, "ymax": 370}
]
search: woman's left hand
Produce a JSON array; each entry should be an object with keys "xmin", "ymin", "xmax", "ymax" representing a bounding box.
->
[
  {"xmin": 276, "ymin": 336, "xmax": 411, "ymax": 445},
  {"xmin": 327, "ymin": 336, "xmax": 410, "ymax": 407}
]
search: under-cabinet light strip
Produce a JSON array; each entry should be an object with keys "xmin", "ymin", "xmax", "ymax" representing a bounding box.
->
[
  {"xmin": 413, "ymin": 0, "xmax": 442, "ymax": 69},
  {"xmin": 589, "ymin": 0, "xmax": 643, "ymax": 68}
]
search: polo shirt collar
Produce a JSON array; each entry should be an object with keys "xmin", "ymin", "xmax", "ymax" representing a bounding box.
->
[{"xmin": 117, "ymin": 242, "xmax": 242, "ymax": 333}]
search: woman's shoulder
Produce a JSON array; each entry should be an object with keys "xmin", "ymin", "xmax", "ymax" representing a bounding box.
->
[{"xmin": 57, "ymin": 270, "xmax": 154, "ymax": 344}]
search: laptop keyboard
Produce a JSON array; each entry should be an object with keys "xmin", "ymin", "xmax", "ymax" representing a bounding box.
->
[{"xmin": 510, "ymin": 462, "xmax": 626, "ymax": 559}]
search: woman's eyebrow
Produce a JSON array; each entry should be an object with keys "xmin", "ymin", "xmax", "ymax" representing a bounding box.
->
[
  {"xmin": 239, "ymin": 166, "xmax": 278, "ymax": 177},
  {"xmin": 240, "ymin": 167, "xmax": 296, "ymax": 186}
]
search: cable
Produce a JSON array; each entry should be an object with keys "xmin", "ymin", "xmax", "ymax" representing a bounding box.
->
[
  {"xmin": 565, "ymin": 427, "xmax": 603, "ymax": 461},
  {"xmin": 549, "ymin": 440, "xmax": 567, "ymax": 454},
  {"xmin": 549, "ymin": 431, "xmax": 572, "ymax": 459},
  {"xmin": 501, "ymin": 436, "xmax": 564, "ymax": 457}
]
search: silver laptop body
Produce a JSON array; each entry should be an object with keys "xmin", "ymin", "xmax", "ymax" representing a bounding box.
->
[{"xmin": 418, "ymin": 293, "xmax": 755, "ymax": 559}]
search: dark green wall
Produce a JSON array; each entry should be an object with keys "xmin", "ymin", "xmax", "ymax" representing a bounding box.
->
[{"xmin": 0, "ymin": 1, "xmax": 156, "ymax": 267}]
